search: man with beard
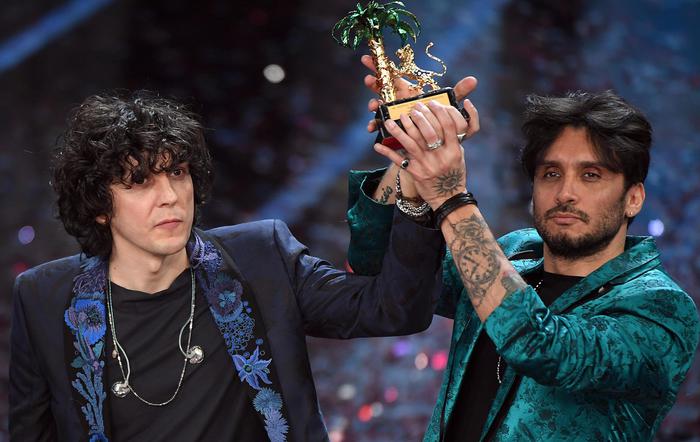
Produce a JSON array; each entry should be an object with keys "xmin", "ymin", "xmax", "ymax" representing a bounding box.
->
[{"xmin": 346, "ymin": 88, "xmax": 699, "ymax": 440}]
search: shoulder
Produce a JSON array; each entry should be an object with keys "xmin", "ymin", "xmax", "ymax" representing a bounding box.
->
[
  {"xmin": 615, "ymin": 267, "xmax": 697, "ymax": 313},
  {"xmin": 205, "ymin": 219, "xmax": 290, "ymax": 242},
  {"xmin": 15, "ymin": 254, "xmax": 82, "ymax": 288},
  {"xmin": 204, "ymin": 220, "xmax": 298, "ymax": 254},
  {"xmin": 13, "ymin": 254, "xmax": 83, "ymax": 307}
]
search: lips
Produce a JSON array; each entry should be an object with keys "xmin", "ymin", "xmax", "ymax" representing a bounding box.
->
[
  {"xmin": 544, "ymin": 204, "xmax": 590, "ymax": 224},
  {"xmin": 548, "ymin": 213, "xmax": 582, "ymax": 225},
  {"xmin": 549, "ymin": 213, "xmax": 580, "ymax": 220},
  {"xmin": 155, "ymin": 218, "xmax": 182, "ymax": 228}
]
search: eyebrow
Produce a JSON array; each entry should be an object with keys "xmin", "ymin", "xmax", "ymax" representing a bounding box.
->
[{"xmin": 537, "ymin": 160, "xmax": 610, "ymax": 170}]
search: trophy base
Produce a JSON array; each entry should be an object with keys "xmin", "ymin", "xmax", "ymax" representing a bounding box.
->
[{"xmin": 375, "ymin": 87, "xmax": 458, "ymax": 150}]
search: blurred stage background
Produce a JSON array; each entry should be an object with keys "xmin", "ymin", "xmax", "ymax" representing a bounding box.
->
[{"xmin": 1, "ymin": 0, "xmax": 699, "ymax": 440}]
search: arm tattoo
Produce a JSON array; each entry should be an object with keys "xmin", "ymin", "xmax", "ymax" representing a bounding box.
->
[
  {"xmin": 433, "ymin": 169, "xmax": 464, "ymax": 197},
  {"xmin": 448, "ymin": 214, "xmax": 501, "ymax": 307},
  {"xmin": 501, "ymin": 271, "xmax": 522, "ymax": 298},
  {"xmin": 378, "ymin": 186, "xmax": 393, "ymax": 204}
]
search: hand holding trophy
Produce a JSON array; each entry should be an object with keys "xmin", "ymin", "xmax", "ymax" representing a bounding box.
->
[{"xmin": 333, "ymin": 1, "xmax": 468, "ymax": 149}]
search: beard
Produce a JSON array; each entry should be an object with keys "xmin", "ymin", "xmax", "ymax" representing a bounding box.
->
[{"xmin": 534, "ymin": 197, "xmax": 626, "ymax": 261}]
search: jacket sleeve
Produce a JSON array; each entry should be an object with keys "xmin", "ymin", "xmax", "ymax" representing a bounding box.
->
[
  {"xmin": 484, "ymin": 282, "xmax": 700, "ymax": 398},
  {"xmin": 274, "ymin": 211, "xmax": 445, "ymax": 338},
  {"xmin": 346, "ymin": 169, "xmax": 394, "ymax": 275},
  {"xmin": 346, "ymin": 168, "xmax": 463, "ymax": 319},
  {"xmin": 10, "ymin": 273, "xmax": 57, "ymax": 441}
]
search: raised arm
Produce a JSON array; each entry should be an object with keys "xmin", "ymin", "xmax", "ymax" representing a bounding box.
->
[{"xmin": 360, "ymin": 54, "xmax": 479, "ymax": 205}]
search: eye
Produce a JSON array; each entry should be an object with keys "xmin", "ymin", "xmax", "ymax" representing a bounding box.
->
[
  {"xmin": 583, "ymin": 171, "xmax": 601, "ymax": 181},
  {"xmin": 130, "ymin": 174, "xmax": 148, "ymax": 185},
  {"xmin": 542, "ymin": 171, "xmax": 560, "ymax": 179},
  {"xmin": 170, "ymin": 165, "xmax": 189, "ymax": 178}
]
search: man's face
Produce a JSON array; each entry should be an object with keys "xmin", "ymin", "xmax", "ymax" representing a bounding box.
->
[
  {"xmin": 105, "ymin": 160, "xmax": 194, "ymax": 262},
  {"xmin": 532, "ymin": 126, "xmax": 635, "ymax": 260}
]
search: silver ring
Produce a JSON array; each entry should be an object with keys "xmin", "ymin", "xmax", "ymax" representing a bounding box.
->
[
  {"xmin": 400, "ymin": 159, "xmax": 410, "ymax": 169},
  {"xmin": 457, "ymin": 133, "xmax": 467, "ymax": 143},
  {"xmin": 427, "ymin": 139, "xmax": 443, "ymax": 150}
]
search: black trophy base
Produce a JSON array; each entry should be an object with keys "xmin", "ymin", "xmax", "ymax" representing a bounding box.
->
[{"xmin": 375, "ymin": 87, "xmax": 458, "ymax": 150}]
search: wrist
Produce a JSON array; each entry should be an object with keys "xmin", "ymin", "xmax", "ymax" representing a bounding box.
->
[
  {"xmin": 395, "ymin": 170, "xmax": 431, "ymax": 219},
  {"xmin": 434, "ymin": 191, "xmax": 478, "ymax": 229},
  {"xmin": 426, "ymin": 187, "xmax": 467, "ymax": 211}
]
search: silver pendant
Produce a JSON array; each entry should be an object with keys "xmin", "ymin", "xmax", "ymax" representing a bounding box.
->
[
  {"xmin": 112, "ymin": 381, "xmax": 131, "ymax": 398},
  {"xmin": 112, "ymin": 349, "xmax": 118, "ymax": 359},
  {"xmin": 186, "ymin": 346, "xmax": 205, "ymax": 364}
]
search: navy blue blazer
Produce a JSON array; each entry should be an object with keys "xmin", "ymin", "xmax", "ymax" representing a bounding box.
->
[{"xmin": 10, "ymin": 212, "xmax": 444, "ymax": 441}]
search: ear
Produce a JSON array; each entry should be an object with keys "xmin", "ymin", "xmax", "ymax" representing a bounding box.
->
[
  {"xmin": 624, "ymin": 183, "xmax": 645, "ymax": 218},
  {"xmin": 96, "ymin": 215, "xmax": 108, "ymax": 225}
]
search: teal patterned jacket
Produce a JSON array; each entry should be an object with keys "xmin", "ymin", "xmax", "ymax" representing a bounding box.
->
[{"xmin": 347, "ymin": 169, "xmax": 700, "ymax": 441}]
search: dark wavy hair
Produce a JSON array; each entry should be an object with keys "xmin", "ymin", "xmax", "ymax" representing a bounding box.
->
[
  {"xmin": 51, "ymin": 91, "xmax": 213, "ymax": 257},
  {"xmin": 520, "ymin": 90, "xmax": 652, "ymax": 190}
]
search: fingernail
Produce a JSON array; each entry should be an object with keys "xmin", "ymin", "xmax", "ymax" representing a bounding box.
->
[
  {"xmin": 416, "ymin": 102, "xmax": 428, "ymax": 111},
  {"xmin": 385, "ymin": 120, "xmax": 396, "ymax": 128},
  {"xmin": 411, "ymin": 109, "xmax": 422, "ymax": 117}
]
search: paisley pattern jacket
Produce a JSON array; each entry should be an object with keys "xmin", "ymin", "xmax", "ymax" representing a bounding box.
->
[
  {"xmin": 11, "ymin": 215, "xmax": 445, "ymax": 441},
  {"xmin": 347, "ymin": 169, "xmax": 700, "ymax": 441}
]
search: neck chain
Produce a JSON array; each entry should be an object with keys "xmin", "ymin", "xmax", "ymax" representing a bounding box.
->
[
  {"xmin": 496, "ymin": 278, "xmax": 543, "ymax": 384},
  {"xmin": 107, "ymin": 267, "xmax": 205, "ymax": 406}
]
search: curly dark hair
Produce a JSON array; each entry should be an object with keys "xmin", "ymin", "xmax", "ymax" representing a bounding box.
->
[
  {"xmin": 51, "ymin": 91, "xmax": 214, "ymax": 257},
  {"xmin": 520, "ymin": 90, "xmax": 652, "ymax": 190}
]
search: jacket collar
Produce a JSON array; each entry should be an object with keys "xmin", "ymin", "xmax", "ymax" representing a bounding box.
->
[
  {"xmin": 64, "ymin": 230, "xmax": 290, "ymax": 442},
  {"xmin": 497, "ymin": 229, "xmax": 661, "ymax": 314}
]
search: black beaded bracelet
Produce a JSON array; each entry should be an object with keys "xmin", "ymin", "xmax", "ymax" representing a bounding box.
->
[{"xmin": 434, "ymin": 192, "xmax": 478, "ymax": 229}]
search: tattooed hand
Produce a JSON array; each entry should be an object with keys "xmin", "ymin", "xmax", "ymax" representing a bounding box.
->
[{"xmin": 374, "ymin": 99, "xmax": 480, "ymax": 210}]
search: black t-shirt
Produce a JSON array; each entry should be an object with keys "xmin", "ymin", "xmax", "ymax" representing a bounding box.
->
[
  {"xmin": 444, "ymin": 270, "xmax": 583, "ymax": 441},
  {"xmin": 106, "ymin": 269, "xmax": 268, "ymax": 441}
]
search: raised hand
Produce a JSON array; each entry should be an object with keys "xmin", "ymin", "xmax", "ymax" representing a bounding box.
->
[{"xmin": 373, "ymin": 99, "xmax": 479, "ymax": 210}]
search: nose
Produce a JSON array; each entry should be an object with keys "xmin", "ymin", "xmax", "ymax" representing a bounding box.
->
[
  {"xmin": 555, "ymin": 174, "xmax": 579, "ymax": 206},
  {"xmin": 154, "ymin": 174, "xmax": 178, "ymax": 206}
]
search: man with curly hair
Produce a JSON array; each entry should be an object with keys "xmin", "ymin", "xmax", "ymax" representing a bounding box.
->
[{"xmin": 10, "ymin": 92, "xmax": 446, "ymax": 441}]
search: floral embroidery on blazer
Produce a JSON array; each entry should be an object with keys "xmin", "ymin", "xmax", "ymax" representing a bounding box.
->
[{"xmin": 64, "ymin": 231, "xmax": 289, "ymax": 442}]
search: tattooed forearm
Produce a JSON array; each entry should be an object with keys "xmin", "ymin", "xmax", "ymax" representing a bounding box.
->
[
  {"xmin": 501, "ymin": 270, "xmax": 525, "ymax": 299},
  {"xmin": 448, "ymin": 214, "xmax": 501, "ymax": 306},
  {"xmin": 378, "ymin": 186, "xmax": 393, "ymax": 204},
  {"xmin": 433, "ymin": 169, "xmax": 464, "ymax": 197}
]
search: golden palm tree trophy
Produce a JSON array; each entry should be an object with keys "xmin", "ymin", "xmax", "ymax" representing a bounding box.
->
[{"xmin": 333, "ymin": 1, "xmax": 459, "ymax": 149}]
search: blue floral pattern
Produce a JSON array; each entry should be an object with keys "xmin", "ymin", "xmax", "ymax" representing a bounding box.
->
[
  {"xmin": 65, "ymin": 298, "xmax": 106, "ymax": 346},
  {"xmin": 233, "ymin": 346, "xmax": 272, "ymax": 389},
  {"xmin": 65, "ymin": 232, "xmax": 289, "ymax": 441},
  {"xmin": 65, "ymin": 256, "xmax": 108, "ymax": 440},
  {"xmin": 262, "ymin": 409, "xmax": 290, "ymax": 442},
  {"xmin": 254, "ymin": 388, "xmax": 283, "ymax": 413},
  {"xmin": 190, "ymin": 232, "xmax": 289, "ymax": 441}
]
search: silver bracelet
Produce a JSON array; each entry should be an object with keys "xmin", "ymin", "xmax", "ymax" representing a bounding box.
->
[{"xmin": 395, "ymin": 170, "xmax": 430, "ymax": 218}]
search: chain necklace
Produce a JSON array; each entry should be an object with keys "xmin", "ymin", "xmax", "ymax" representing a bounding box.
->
[
  {"xmin": 107, "ymin": 267, "xmax": 205, "ymax": 406},
  {"xmin": 496, "ymin": 278, "xmax": 543, "ymax": 384}
]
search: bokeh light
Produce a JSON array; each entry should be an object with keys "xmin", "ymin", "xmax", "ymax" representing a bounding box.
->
[
  {"xmin": 17, "ymin": 225, "xmax": 35, "ymax": 245},
  {"xmin": 263, "ymin": 64, "xmax": 285, "ymax": 83}
]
